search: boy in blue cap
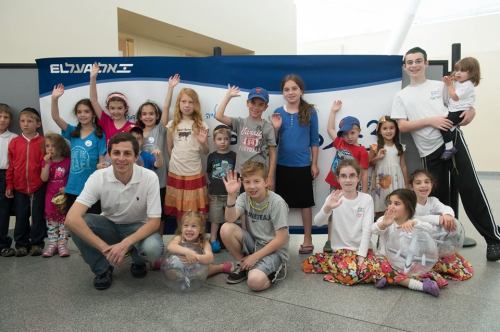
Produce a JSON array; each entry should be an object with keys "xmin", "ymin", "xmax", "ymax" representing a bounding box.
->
[
  {"xmin": 323, "ymin": 100, "xmax": 369, "ymax": 252},
  {"xmin": 216, "ymin": 85, "xmax": 276, "ymax": 189}
]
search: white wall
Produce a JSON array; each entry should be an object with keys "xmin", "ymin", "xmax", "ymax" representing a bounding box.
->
[
  {"xmin": 299, "ymin": 13, "xmax": 500, "ymax": 172},
  {"xmin": 0, "ymin": 0, "xmax": 296, "ymax": 63}
]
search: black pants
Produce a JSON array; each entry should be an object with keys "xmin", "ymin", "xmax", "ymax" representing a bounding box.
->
[
  {"xmin": 440, "ymin": 111, "xmax": 463, "ymax": 144},
  {"xmin": 13, "ymin": 186, "xmax": 47, "ymax": 248},
  {"xmin": 421, "ymin": 129, "xmax": 500, "ymax": 245},
  {"xmin": 0, "ymin": 170, "xmax": 13, "ymax": 249}
]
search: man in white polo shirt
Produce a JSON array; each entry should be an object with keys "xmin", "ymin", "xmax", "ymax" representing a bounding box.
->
[{"xmin": 66, "ymin": 132, "xmax": 163, "ymax": 290}]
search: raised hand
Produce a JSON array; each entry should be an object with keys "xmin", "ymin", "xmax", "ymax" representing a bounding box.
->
[
  {"xmin": 400, "ymin": 220, "xmax": 416, "ymax": 233},
  {"xmin": 382, "ymin": 208, "xmax": 395, "ymax": 227},
  {"xmin": 324, "ymin": 190, "xmax": 343, "ymax": 211},
  {"xmin": 226, "ymin": 84, "xmax": 240, "ymax": 99},
  {"xmin": 43, "ymin": 152, "xmax": 53, "ymax": 163},
  {"xmin": 168, "ymin": 74, "xmax": 180, "ymax": 88},
  {"xmin": 196, "ymin": 127, "xmax": 208, "ymax": 145},
  {"xmin": 270, "ymin": 113, "xmax": 282, "ymax": 129},
  {"xmin": 331, "ymin": 100, "xmax": 343, "ymax": 113},
  {"xmin": 90, "ymin": 62, "xmax": 100, "ymax": 79},
  {"xmin": 223, "ymin": 170, "xmax": 241, "ymax": 195},
  {"xmin": 51, "ymin": 84, "xmax": 65, "ymax": 99}
]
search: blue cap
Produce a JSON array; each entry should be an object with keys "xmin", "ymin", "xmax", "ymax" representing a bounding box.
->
[
  {"xmin": 247, "ymin": 87, "xmax": 269, "ymax": 103},
  {"xmin": 337, "ymin": 116, "xmax": 361, "ymax": 137}
]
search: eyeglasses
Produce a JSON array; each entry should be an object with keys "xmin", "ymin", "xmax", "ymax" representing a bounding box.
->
[{"xmin": 404, "ymin": 58, "xmax": 425, "ymax": 66}]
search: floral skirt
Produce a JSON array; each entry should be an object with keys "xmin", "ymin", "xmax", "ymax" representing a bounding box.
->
[
  {"xmin": 376, "ymin": 255, "xmax": 449, "ymax": 288},
  {"xmin": 432, "ymin": 253, "xmax": 473, "ymax": 281},
  {"xmin": 302, "ymin": 249, "xmax": 381, "ymax": 285}
]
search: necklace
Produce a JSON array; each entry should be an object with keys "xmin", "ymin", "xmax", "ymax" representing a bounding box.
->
[{"xmin": 248, "ymin": 191, "xmax": 269, "ymax": 211}]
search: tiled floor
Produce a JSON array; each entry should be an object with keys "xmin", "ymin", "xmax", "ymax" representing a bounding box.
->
[{"xmin": 1, "ymin": 174, "xmax": 499, "ymax": 332}]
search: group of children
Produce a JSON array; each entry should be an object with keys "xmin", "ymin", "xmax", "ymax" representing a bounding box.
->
[{"xmin": 0, "ymin": 55, "xmax": 485, "ymax": 295}]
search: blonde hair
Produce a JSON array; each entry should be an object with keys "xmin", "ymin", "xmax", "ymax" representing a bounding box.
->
[
  {"xmin": 0, "ymin": 103, "xmax": 13, "ymax": 119},
  {"xmin": 171, "ymin": 88, "xmax": 204, "ymax": 133},
  {"xmin": 454, "ymin": 57, "xmax": 481, "ymax": 86},
  {"xmin": 240, "ymin": 160, "xmax": 267, "ymax": 179},
  {"xmin": 177, "ymin": 211, "xmax": 206, "ymax": 246}
]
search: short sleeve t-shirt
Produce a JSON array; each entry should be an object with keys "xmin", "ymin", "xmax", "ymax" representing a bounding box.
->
[
  {"xmin": 98, "ymin": 112, "xmax": 134, "ymax": 143},
  {"xmin": 61, "ymin": 124, "xmax": 107, "ymax": 196},
  {"xmin": 235, "ymin": 191, "xmax": 289, "ymax": 261},
  {"xmin": 324, "ymin": 137, "xmax": 369, "ymax": 188},
  {"xmin": 391, "ymin": 80, "xmax": 448, "ymax": 157},
  {"xmin": 167, "ymin": 119, "xmax": 208, "ymax": 176},
  {"xmin": 230, "ymin": 117, "xmax": 276, "ymax": 172},
  {"xmin": 207, "ymin": 150, "xmax": 236, "ymax": 195}
]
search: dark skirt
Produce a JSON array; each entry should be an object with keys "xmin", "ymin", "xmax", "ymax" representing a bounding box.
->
[{"xmin": 275, "ymin": 164, "xmax": 314, "ymax": 208}]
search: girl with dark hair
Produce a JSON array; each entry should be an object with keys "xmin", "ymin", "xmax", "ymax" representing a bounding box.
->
[
  {"xmin": 271, "ymin": 74, "xmax": 319, "ymax": 254},
  {"xmin": 51, "ymin": 83, "xmax": 107, "ymax": 214},
  {"xmin": 369, "ymin": 116, "xmax": 408, "ymax": 219}
]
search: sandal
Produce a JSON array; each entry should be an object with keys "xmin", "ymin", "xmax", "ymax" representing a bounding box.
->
[
  {"xmin": 0, "ymin": 248, "xmax": 16, "ymax": 257},
  {"xmin": 299, "ymin": 244, "xmax": 314, "ymax": 255}
]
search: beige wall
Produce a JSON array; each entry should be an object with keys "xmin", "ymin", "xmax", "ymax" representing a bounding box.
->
[
  {"xmin": 0, "ymin": 0, "xmax": 296, "ymax": 63},
  {"xmin": 300, "ymin": 14, "xmax": 500, "ymax": 172},
  {"xmin": 118, "ymin": 33, "xmax": 205, "ymax": 57}
]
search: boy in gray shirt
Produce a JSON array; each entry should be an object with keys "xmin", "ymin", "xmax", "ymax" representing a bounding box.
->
[{"xmin": 220, "ymin": 161, "xmax": 289, "ymax": 291}]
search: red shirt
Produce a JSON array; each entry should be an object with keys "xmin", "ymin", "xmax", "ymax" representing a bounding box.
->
[
  {"xmin": 6, "ymin": 134, "xmax": 45, "ymax": 194},
  {"xmin": 325, "ymin": 137, "xmax": 369, "ymax": 188}
]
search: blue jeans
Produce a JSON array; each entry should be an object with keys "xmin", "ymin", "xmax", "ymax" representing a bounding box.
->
[{"xmin": 71, "ymin": 214, "xmax": 164, "ymax": 275}]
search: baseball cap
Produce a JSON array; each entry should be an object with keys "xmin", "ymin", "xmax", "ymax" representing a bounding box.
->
[
  {"xmin": 247, "ymin": 87, "xmax": 269, "ymax": 103},
  {"xmin": 337, "ymin": 116, "xmax": 361, "ymax": 137}
]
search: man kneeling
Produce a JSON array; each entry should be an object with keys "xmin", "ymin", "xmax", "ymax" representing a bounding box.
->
[
  {"xmin": 221, "ymin": 161, "xmax": 289, "ymax": 291},
  {"xmin": 66, "ymin": 133, "xmax": 163, "ymax": 290}
]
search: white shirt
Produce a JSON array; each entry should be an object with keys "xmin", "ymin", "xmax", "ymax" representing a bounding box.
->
[
  {"xmin": 415, "ymin": 196, "xmax": 455, "ymax": 226},
  {"xmin": 76, "ymin": 163, "xmax": 161, "ymax": 224},
  {"xmin": 391, "ymin": 80, "xmax": 448, "ymax": 157},
  {"xmin": 314, "ymin": 192, "xmax": 374, "ymax": 257},
  {"xmin": 448, "ymin": 80, "xmax": 475, "ymax": 113},
  {"xmin": 0, "ymin": 130, "xmax": 17, "ymax": 169}
]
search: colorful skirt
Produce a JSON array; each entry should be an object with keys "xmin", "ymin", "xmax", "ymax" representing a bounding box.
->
[
  {"xmin": 376, "ymin": 255, "xmax": 449, "ymax": 288},
  {"xmin": 302, "ymin": 249, "xmax": 381, "ymax": 285},
  {"xmin": 432, "ymin": 253, "xmax": 473, "ymax": 281},
  {"xmin": 165, "ymin": 172, "xmax": 208, "ymax": 219}
]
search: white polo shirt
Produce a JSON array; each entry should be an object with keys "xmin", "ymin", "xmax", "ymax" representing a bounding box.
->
[{"xmin": 76, "ymin": 163, "xmax": 161, "ymax": 224}]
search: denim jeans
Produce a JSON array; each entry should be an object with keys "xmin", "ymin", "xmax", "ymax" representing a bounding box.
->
[
  {"xmin": 71, "ymin": 214, "xmax": 164, "ymax": 275},
  {"xmin": 13, "ymin": 185, "xmax": 47, "ymax": 248}
]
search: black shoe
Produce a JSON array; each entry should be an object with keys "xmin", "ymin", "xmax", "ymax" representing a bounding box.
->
[
  {"xmin": 94, "ymin": 266, "xmax": 113, "ymax": 290},
  {"xmin": 15, "ymin": 246, "xmax": 29, "ymax": 257},
  {"xmin": 130, "ymin": 263, "xmax": 147, "ymax": 278},
  {"xmin": 29, "ymin": 245, "xmax": 43, "ymax": 256},
  {"xmin": 487, "ymin": 243, "xmax": 500, "ymax": 261},
  {"xmin": 226, "ymin": 264, "xmax": 247, "ymax": 284}
]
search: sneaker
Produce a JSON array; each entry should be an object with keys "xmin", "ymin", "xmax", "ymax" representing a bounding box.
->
[
  {"xmin": 29, "ymin": 245, "xmax": 43, "ymax": 256},
  {"xmin": 486, "ymin": 243, "xmax": 500, "ymax": 261},
  {"xmin": 0, "ymin": 248, "xmax": 16, "ymax": 257},
  {"xmin": 130, "ymin": 263, "xmax": 148, "ymax": 278},
  {"xmin": 440, "ymin": 147, "xmax": 458, "ymax": 160},
  {"xmin": 211, "ymin": 240, "xmax": 221, "ymax": 253},
  {"xmin": 422, "ymin": 278, "xmax": 440, "ymax": 297},
  {"xmin": 226, "ymin": 264, "xmax": 248, "ymax": 284},
  {"xmin": 375, "ymin": 277, "xmax": 388, "ymax": 289},
  {"xmin": 268, "ymin": 263, "xmax": 287, "ymax": 284},
  {"xmin": 42, "ymin": 243, "xmax": 58, "ymax": 257},
  {"xmin": 15, "ymin": 247, "xmax": 28, "ymax": 257},
  {"xmin": 94, "ymin": 266, "xmax": 114, "ymax": 290},
  {"xmin": 58, "ymin": 242, "xmax": 70, "ymax": 257},
  {"xmin": 323, "ymin": 240, "xmax": 333, "ymax": 253}
]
